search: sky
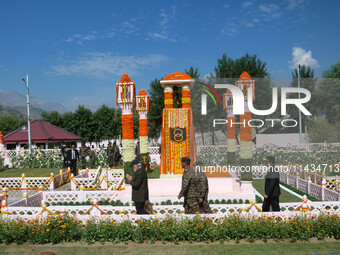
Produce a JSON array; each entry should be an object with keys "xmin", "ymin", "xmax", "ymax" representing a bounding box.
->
[{"xmin": 0, "ymin": 0, "xmax": 339, "ymax": 111}]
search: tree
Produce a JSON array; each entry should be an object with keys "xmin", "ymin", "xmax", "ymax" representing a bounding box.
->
[
  {"xmin": 41, "ymin": 111, "xmax": 63, "ymax": 127},
  {"xmin": 71, "ymin": 105, "xmax": 94, "ymax": 142},
  {"xmin": 307, "ymin": 116, "xmax": 340, "ymax": 143},
  {"xmin": 0, "ymin": 115, "xmax": 26, "ymax": 135},
  {"xmin": 322, "ymin": 62, "xmax": 340, "ymax": 78},
  {"xmin": 315, "ymin": 62, "xmax": 340, "ymax": 123},
  {"xmin": 213, "ymin": 53, "xmax": 275, "ymax": 138},
  {"xmin": 93, "ymin": 105, "xmax": 116, "ymax": 142},
  {"xmin": 214, "ymin": 53, "xmax": 269, "ymax": 79},
  {"xmin": 148, "ymin": 78, "xmax": 164, "ymax": 138},
  {"xmin": 289, "ymin": 65, "xmax": 317, "ymax": 133}
]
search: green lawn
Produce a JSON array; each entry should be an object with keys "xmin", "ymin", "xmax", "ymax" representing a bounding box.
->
[
  {"xmin": 147, "ymin": 167, "xmax": 160, "ymax": 179},
  {"xmin": 1, "ymin": 241, "xmax": 340, "ymax": 255},
  {"xmin": 252, "ymin": 179, "xmax": 301, "ymax": 203},
  {"xmin": 0, "ymin": 168, "xmax": 60, "ymax": 178}
]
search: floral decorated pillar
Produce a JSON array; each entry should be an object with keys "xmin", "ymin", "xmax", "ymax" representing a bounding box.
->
[
  {"xmin": 236, "ymin": 72, "xmax": 255, "ymax": 180},
  {"xmin": 0, "ymin": 131, "xmax": 4, "ymax": 153},
  {"xmin": 160, "ymin": 72, "xmax": 195, "ymax": 176},
  {"xmin": 164, "ymin": 86, "xmax": 174, "ymax": 108},
  {"xmin": 224, "ymin": 90, "xmax": 237, "ymax": 165},
  {"xmin": 136, "ymin": 89, "xmax": 150, "ymax": 169},
  {"xmin": 116, "ymin": 74, "xmax": 136, "ymax": 180}
]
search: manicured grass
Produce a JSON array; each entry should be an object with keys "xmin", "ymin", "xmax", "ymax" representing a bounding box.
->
[
  {"xmin": 147, "ymin": 166, "xmax": 160, "ymax": 179},
  {"xmin": 0, "ymin": 168, "xmax": 60, "ymax": 178},
  {"xmin": 252, "ymin": 179, "xmax": 301, "ymax": 203},
  {"xmin": 1, "ymin": 241, "xmax": 340, "ymax": 255}
]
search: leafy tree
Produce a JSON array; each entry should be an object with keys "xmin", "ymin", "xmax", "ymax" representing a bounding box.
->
[
  {"xmin": 307, "ymin": 116, "xmax": 340, "ymax": 142},
  {"xmin": 0, "ymin": 115, "xmax": 26, "ymax": 135},
  {"xmin": 322, "ymin": 62, "xmax": 340, "ymax": 78},
  {"xmin": 71, "ymin": 105, "xmax": 94, "ymax": 142},
  {"xmin": 315, "ymin": 62, "xmax": 340, "ymax": 123},
  {"xmin": 289, "ymin": 65, "xmax": 317, "ymax": 133},
  {"xmin": 213, "ymin": 53, "xmax": 275, "ymax": 139},
  {"xmin": 41, "ymin": 111, "xmax": 63, "ymax": 127},
  {"xmin": 93, "ymin": 105, "xmax": 116, "ymax": 142},
  {"xmin": 148, "ymin": 78, "xmax": 164, "ymax": 138},
  {"xmin": 214, "ymin": 53, "xmax": 268, "ymax": 79},
  {"xmin": 61, "ymin": 112, "xmax": 74, "ymax": 132}
]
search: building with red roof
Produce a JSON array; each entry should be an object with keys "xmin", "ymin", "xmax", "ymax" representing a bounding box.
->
[{"xmin": 4, "ymin": 119, "xmax": 82, "ymax": 150}]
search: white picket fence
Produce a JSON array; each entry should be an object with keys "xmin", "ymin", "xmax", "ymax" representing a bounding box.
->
[
  {"xmin": 1, "ymin": 200, "xmax": 339, "ymax": 223},
  {"xmin": 280, "ymin": 171, "xmax": 340, "ymax": 201}
]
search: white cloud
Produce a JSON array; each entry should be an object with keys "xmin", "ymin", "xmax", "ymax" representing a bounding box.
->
[
  {"xmin": 223, "ymin": 4, "xmax": 229, "ymax": 8},
  {"xmin": 220, "ymin": 21, "xmax": 238, "ymax": 36},
  {"xmin": 242, "ymin": 1, "xmax": 253, "ymax": 8},
  {"xmin": 46, "ymin": 52, "xmax": 169, "ymax": 79},
  {"xmin": 62, "ymin": 15, "xmax": 143, "ymax": 44},
  {"xmin": 146, "ymin": 5, "xmax": 178, "ymax": 42},
  {"xmin": 289, "ymin": 47, "xmax": 319, "ymax": 70},
  {"xmin": 258, "ymin": 4, "xmax": 281, "ymax": 19},
  {"xmin": 286, "ymin": 0, "xmax": 304, "ymax": 10}
]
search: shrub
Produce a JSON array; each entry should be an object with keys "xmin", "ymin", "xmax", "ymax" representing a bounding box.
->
[{"xmin": 0, "ymin": 214, "xmax": 338, "ymax": 244}]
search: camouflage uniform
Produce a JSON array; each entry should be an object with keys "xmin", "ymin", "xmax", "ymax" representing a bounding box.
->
[
  {"xmin": 113, "ymin": 144, "xmax": 120, "ymax": 166},
  {"xmin": 89, "ymin": 149, "xmax": 96, "ymax": 168},
  {"xmin": 80, "ymin": 145, "xmax": 88, "ymax": 169},
  {"xmin": 196, "ymin": 168, "xmax": 212, "ymax": 213},
  {"xmin": 178, "ymin": 166, "xmax": 200, "ymax": 214},
  {"xmin": 108, "ymin": 145, "xmax": 115, "ymax": 167}
]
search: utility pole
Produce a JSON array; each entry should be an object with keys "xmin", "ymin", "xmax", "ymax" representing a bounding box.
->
[
  {"xmin": 22, "ymin": 75, "xmax": 32, "ymax": 154},
  {"xmin": 298, "ymin": 65, "xmax": 303, "ymax": 144}
]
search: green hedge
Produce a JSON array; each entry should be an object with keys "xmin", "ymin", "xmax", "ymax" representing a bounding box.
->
[
  {"xmin": 0, "ymin": 214, "xmax": 339, "ymax": 244},
  {"xmin": 46, "ymin": 199, "xmax": 251, "ymax": 207}
]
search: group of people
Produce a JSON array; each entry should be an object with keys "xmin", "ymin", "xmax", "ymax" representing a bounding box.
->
[
  {"xmin": 61, "ymin": 144, "xmax": 97, "ymax": 176},
  {"xmin": 60, "ymin": 142, "xmax": 123, "ymax": 175},
  {"xmin": 127, "ymin": 155, "xmax": 281, "ymax": 214},
  {"xmin": 127, "ymin": 156, "xmax": 213, "ymax": 215},
  {"xmin": 106, "ymin": 142, "xmax": 121, "ymax": 168}
]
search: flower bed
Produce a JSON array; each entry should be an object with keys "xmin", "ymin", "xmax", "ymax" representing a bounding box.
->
[{"xmin": 0, "ymin": 214, "xmax": 339, "ymax": 244}]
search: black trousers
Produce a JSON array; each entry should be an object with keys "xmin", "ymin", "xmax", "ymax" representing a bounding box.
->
[
  {"xmin": 69, "ymin": 159, "xmax": 77, "ymax": 176},
  {"xmin": 135, "ymin": 202, "xmax": 149, "ymax": 214},
  {"xmin": 262, "ymin": 196, "xmax": 280, "ymax": 212}
]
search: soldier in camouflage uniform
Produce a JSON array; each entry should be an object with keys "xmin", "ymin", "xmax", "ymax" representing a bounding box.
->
[
  {"xmin": 177, "ymin": 157, "xmax": 200, "ymax": 214},
  {"xmin": 106, "ymin": 142, "xmax": 111, "ymax": 166},
  {"xmin": 107, "ymin": 142, "xmax": 115, "ymax": 168},
  {"xmin": 89, "ymin": 146, "xmax": 96, "ymax": 168},
  {"xmin": 79, "ymin": 143, "xmax": 88, "ymax": 169},
  {"xmin": 112, "ymin": 141, "xmax": 120, "ymax": 166},
  {"xmin": 194, "ymin": 161, "xmax": 212, "ymax": 213}
]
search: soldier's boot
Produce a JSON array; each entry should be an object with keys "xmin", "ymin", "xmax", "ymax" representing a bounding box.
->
[{"xmin": 203, "ymin": 200, "xmax": 213, "ymax": 213}]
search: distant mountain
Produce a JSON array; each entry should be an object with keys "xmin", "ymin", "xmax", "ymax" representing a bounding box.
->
[
  {"xmin": 11, "ymin": 106, "xmax": 45, "ymax": 120},
  {"xmin": 0, "ymin": 90, "xmax": 67, "ymax": 113},
  {"xmin": 0, "ymin": 105, "xmax": 24, "ymax": 118}
]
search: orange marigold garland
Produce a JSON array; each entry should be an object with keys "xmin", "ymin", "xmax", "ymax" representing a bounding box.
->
[
  {"xmin": 227, "ymin": 116, "xmax": 236, "ymax": 139},
  {"xmin": 121, "ymin": 115, "xmax": 134, "ymax": 140},
  {"xmin": 240, "ymin": 112, "xmax": 252, "ymax": 142},
  {"xmin": 164, "ymin": 92, "xmax": 174, "ymax": 108},
  {"xmin": 139, "ymin": 119, "xmax": 148, "ymax": 137}
]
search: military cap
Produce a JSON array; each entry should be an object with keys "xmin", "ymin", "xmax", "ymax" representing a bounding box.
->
[{"xmin": 181, "ymin": 157, "xmax": 191, "ymax": 164}]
